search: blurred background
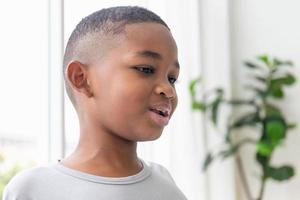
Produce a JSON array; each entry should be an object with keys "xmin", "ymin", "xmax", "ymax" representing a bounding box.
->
[{"xmin": 0, "ymin": 0, "xmax": 299, "ymax": 199}]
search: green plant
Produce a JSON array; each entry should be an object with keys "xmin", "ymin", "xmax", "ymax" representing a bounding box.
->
[{"xmin": 189, "ymin": 55, "xmax": 297, "ymax": 200}]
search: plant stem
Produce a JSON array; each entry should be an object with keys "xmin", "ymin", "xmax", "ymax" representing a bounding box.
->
[
  {"xmin": 257, "ymin": 178, "xmax": 266, "ymax": 200},
  {"xmin": 236, "ymin": 153, "xmax": 253, "ymax": 200}
]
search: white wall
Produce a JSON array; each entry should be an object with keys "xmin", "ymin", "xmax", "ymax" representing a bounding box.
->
[
  {"xmin": 230, "ymin": 0, "xmax": 300, "ymax": 199},
  {"xmin": 198, "ymin": 1, "xmax": 236, "ymax": 200}
]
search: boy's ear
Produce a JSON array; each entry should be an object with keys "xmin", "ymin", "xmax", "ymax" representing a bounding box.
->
[{"xmin": 66, "ymin": 61, "xmax": 93, "ymax": 97}]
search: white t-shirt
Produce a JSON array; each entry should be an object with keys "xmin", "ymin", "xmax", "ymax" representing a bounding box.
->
[{"xmin": 3, "ymin": 159, "xmax": 187, "ymax": 200}]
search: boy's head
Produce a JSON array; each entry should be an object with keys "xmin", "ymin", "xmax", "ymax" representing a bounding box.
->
[
  {"xmin": 64, "ymin": 6, "xmax": 180, "ymax": 141},
  {"xmin": 63, "ymin": 6, "xmax": 170, "ymax": 103}
]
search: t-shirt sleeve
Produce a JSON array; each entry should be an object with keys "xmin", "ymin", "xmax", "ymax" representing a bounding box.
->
[
  {"xmin": 2, "ymin": 173, "xmax": 30, "ymax": 200},
  {"xmin": 3, "ymin": 177, "xmax": 22, "ymax": 200},
  {"xmin": 2, "ymin": 167, "xmax": 42, "ymax": 200},
  {"xmin": 2, "ymin": 186, "xmax": 16, "ymax": 200},
  {"xmin": 147, "ymin": 161, "xmax": 176, "ymax": 183},
  {"xmin": 3, "ymin": 183, "xmax": 32, "ymax": 200},
  {"xmin": 154, "ymin": 163, "xmax": 176, "ymax": 183},
  {"xmin": 147, "ymin": 161, "xmax": 187, "ymax": 199}
]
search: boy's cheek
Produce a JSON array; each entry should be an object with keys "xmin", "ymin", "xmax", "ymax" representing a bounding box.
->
[
  {"xmin": 170, "ymin": 97, "xmax": 178, "ymax": 116},
  {"xmin": 117, "ymin": 82, "xmax": 152, "ymax": 100}
]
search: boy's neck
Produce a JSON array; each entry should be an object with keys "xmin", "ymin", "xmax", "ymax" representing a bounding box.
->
[{"xmin": 60, "ymin": 131, "xmax": 142, "ymax": 177}]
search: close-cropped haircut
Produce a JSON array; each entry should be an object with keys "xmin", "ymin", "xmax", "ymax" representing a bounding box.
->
[{"xmin": 63, "ymin": 6, "xmax": 170, "ymax": 106}]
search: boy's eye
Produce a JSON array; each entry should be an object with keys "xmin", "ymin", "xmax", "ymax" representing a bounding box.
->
[
  {"xmin": 134, "ymin": 66, "xmax": 155, "ymax": 74},
  {"xmin": 168, "ymin": 77, "xmax": 177, "ymax": 85}
]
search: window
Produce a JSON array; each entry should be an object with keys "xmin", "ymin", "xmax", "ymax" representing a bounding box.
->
[
  {"xmin": 0, "ymin": 0, "xmax": 48, "ymax": 165},
  {"xmin": 0, "ymin": 0, "xmax": 48, "ymax": 197}
]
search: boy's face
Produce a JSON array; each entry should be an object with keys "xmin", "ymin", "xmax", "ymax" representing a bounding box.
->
[{"xmin": 87, "ymin": 22, "xmax": 179, "ymax": 141}]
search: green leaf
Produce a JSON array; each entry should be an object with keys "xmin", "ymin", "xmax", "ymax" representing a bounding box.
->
[
  {"xmin": 211, "ymin": 98, "xmax": 222, "ymax": 125},
  {"xmin": 244, "ymin": 85, "xmax": 267, "ymax": 97},
  {"xmin": 219, "ymin": 139, "xmax": 254, "ymax": 160},
  {"xmin": 256, "ymin": 152, "xmax": 269, "ymax": 166},
  {"xmin": 284, "ymin": 74, "xmax": 296, "ymax": 85},
  {"xmin": 265, "ymin": 104, "xmax": 282, "ymax": 117},
  {"xmin": 269, "ymin": 82, "xmax": 284, "ymax": 98},
  {"xmin": 266, "ymin": 120, "xmax": 286, "ymax": 144},
  {"xmin": 225, "ymin": 130, "xmax": 232, "ymax": 143},
  {"xmin": 255, "ymin": 76, "xmax": 267, "ymax": 83},
  {"xmin": 192, "ymin": 101, "xmax": 206, "ymax": 111},
  {"xmin": 216, "ymin": 88, "xmax": 224, "ymax": 95},
  {"xmin": 219, "ymin": 146, "xmax": 238, "ymax": 160},
  {"xmin": 287, "ymin": 123, "xmax": 297, "ymax": 129},
  {"xmin": 268, "ymin": 74, "xmax": 296, "ymax": 98},
  {"xmin": 227, "ymin": 100, "xmax": 253, "ymax": 105},
  {"xmin": 273, "ymin": 58, "xmax": 293, "ymax": 67},
  {"xmin": 203, "ymin": 152, "xmax": 214, "ymax": 171},
  {"xmin": 189, "ymin": 77, "xmax": 201, "ymax": 98},
  {"xmin": 244, "ymin": 61, "xmax": 262, "ymax": 69},
  {"xmin": 256, "ymin": 141, "xmax": 274, "ymax": 156},
  {"xmin": 206, "ymin": 88, "xmax": 224, "ymax": 124},
  {"xmin": 266, "ymin": 166, "xmax": 295, "ymax": 181},
  {"xmin": 272, "ymin": 74, "xmax": 296, "ymax": 86},
  {"xmin": 230, "ymin": 112, "xmax": 261, "ymax": 129},
  {"xmin": 258, "ymin": 55, "xmax": 270, "ymax": 67}
]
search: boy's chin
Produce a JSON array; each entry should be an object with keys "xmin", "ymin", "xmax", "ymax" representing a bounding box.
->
[
  {"xmin": 131, "ymin": 129, "xmax": 164, "ymax": 142},
  {"xmin": 146, "ymin": 134, "xmax": 164, "ymax": 141},
  {"xmin": 137, "ymin": 135, "xmax": 162, "ymax": 142}
]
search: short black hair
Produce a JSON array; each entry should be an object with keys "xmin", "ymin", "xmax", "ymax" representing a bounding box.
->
[{"xmin": 63, "ymin": 6, "xmax": 169, "ymax": 106}]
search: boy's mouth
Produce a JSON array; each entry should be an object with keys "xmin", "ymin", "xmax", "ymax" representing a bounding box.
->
[
  {"xmin": 148, "ymin": 103, "xmax": 172, "ymax": 127},
  {"xmin": 149, "ymin": 108, "xmax": 169, "ymax": 117},
  {"xmin": 149, "ymin": 103, "xmax": 171, "ymax": 117}
]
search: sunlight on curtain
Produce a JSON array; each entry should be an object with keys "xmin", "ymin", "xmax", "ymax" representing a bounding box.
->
[
  {"xmin": 198, "ymin": 0, "xmax": 236, "ymax": 199},
  {"xmin": 0, "ymin": 0, "xmax": 48, "ymax": 165},
  {"xmin": 0, "ymin": 0, "xmax": 48, "ymax": 197}
]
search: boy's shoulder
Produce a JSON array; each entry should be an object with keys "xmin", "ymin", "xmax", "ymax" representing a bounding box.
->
[
  {"xmin": 6, "ymin": 164, "xmax": 53, "ymax": 185},
  {"xmin": 5, "ymin": 160, "xmax": 173, "ymax": 186},
  {"xmin": 3, "ymin": 163, "xmax": 58, "ymax": 199},
  {"xmin": 145, "ymin": 160, "xmax": 176, "ymax": 183},
  {"xmin": 3, "ymin": 160, "xmax": 187, "ymax": 200}
]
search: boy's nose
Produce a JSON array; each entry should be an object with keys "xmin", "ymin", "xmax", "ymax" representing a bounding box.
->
[{"xmin": 154, "ymin": 81, "xmax": 176, "ymax": 100}]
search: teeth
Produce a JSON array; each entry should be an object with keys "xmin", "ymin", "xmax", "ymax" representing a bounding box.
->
[
  {"xmin": 158, "ymin": 110, "xmax": 165, "ymax": 116},
  {"xmin": 151, "ymin": 108, "xmax": 169, "ymax": 117},
  {"xmin": 150, "ymin": 103, "xmax": 171, "ymax": 117}
]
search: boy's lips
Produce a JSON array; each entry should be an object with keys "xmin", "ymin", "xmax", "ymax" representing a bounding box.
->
[{"xmin": 148, "ymin": 103, "xmax": 172, "ymax": 127}]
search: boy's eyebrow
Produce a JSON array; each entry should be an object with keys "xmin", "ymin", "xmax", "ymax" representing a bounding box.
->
[{"xmin": 136, "ymin": 50, "xmax": 180, "ymax": 69}]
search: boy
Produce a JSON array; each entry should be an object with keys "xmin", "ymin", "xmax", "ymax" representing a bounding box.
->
[{"xmin": 3, "ymin": 6, "xmax": 186, "ymax": 200}]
